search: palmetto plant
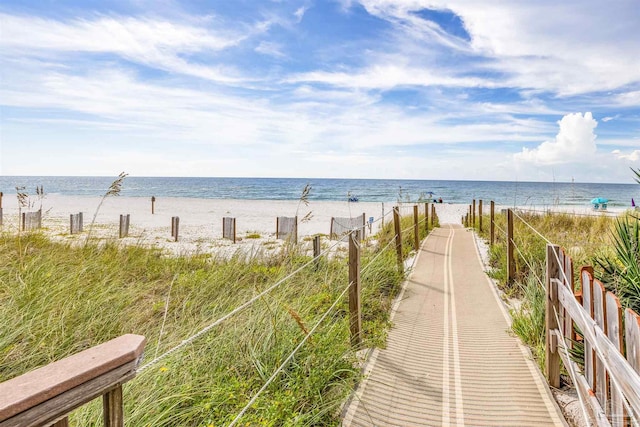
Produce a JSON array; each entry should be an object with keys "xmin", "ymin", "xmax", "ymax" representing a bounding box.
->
[
  {"xmin": 594, "ymin": 214, "xmax": 640, "ymax": 313},
  {"xmin": 593, "ymin": 168, "xmax": 640, "ymax": 313}
]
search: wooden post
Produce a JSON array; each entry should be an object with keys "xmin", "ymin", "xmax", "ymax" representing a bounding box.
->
[
  {"xmin": 545, "ymin": 244, "xmax": 561, "ymax": 388},
  {"xmin": 464, "ymin": 214, "xmax": 468, "ymax": 227},
  {"xmin": 381, "ymin": 202, "xmax": 384, "ymax": 229},
  {"xmin": 490, "ymin": 201, "xmax": 495, "ymax": 246},
  {"xmin": 507, "ymin": 209, "xmax": 515, "ymax": 285},
  {"xmin": 313, "ymin": 235, "xmax": 321, "ymax": 269},
  {"xmin": 119, "ymin": 214, "xmax": 130, "ymax": 238},
  {"xmin": 472, "ymin": 199, "xmax": 476, "ymax": 229},
  {"xmin": 349, "ymin": 231, "xmax": 362, "ymax": 348},
  {"xmin": 0, "ymin": 191, "xmax": 3, "ymax": 209},
  {"xmin": 430, "ymin": 204, "xmax": 435, "ymax": 227},
  {"xmin": 393, "ymin": 207, "xmax": 403, "ymax": 272},
  {"xmin": 103, "ymin": 385, "xmax": 124, "ymax": 427},
  {"xmin": 151, "ymin": 196, "xmax": 155, "ymax": 215},
  {"xmin": 171, "ymin": 217, "xmax": 179, "ymax": 242},
  {"xmin": 478, "ymin": 199, "xmax": 483, "ymax": 232},
  {"xmin": 413, "ymin": 205, "xmax": 419, "ymax": 250},
  {"xmin": 424, "ymin": 202, "xmax": 429, "ymax": 234}
]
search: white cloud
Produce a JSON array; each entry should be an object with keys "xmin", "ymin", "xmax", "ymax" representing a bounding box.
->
[
  {"xmin": 294, "ymin": 6, "xmax": 308, "ymax": 22},
  {"xmin": 0, "ymin": 13, "xmax": 252, "ymax": 84},
  {"xmin": 288, "ymin": 64, "xmax": 496, "ymax": 89},
  {"xmin": 515, "ymin": 112, "xmax": 598, "ymax": 165},
  {"xmin": 350, "ymin": 0, "xmax": 640, "ymax": 96},
  {"xmin": 255, "ymin": 41, "xmax": 286, "ymax": 58},
  {"xmin": 613, "ymin": 149, "xmax": 640, "ymax": 162}
]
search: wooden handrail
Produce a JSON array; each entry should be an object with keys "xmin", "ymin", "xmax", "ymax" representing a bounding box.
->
[
  {"xmin": 553, "ymin": 279, "xmax": 640, "ymax": 420},
  {"xmin": 0, "ymin": 334, "xmax": 146, "ymax": 427}
]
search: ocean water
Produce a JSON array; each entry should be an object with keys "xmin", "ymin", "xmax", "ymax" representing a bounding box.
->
[{"xmin": 0, "ymin": 176, "xmax": 638, "ymax": 207}]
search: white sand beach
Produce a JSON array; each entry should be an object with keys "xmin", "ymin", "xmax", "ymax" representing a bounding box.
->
[{"xmin": 0, "ymin": 194, "xmax": 630, "ymax": 257}]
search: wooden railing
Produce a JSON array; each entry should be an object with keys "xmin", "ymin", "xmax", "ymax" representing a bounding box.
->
[
  {"xmin": 0, "ymin": 334, "xmax": 146, "ymax": 427},
  {"xmin": 546, "ymin": 244, "xmax": 640, "ymax": 427}
]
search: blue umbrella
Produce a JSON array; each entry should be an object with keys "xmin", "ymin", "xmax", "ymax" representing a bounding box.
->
[{"xmin": 590, "ymin": 197, "xmax": 608, "ymax": 204}]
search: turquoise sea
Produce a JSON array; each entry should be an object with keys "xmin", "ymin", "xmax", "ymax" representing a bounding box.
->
[{"xmin": 0, "ymin": 176, "xmax": 638, "ymax": 208}]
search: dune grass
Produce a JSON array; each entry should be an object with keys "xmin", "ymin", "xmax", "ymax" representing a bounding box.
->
[
  {"xmin": 475, "ymin": 207, "xmax": 640, "ymax": 371},
  {"xmin": 0, "ymin": 210, "xmax": 418, "ymax": 426}
]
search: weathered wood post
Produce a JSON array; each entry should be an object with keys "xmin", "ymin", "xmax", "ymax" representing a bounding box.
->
[
  {"xmin": 507, "ymin": 209, "xmax": 515, "ymax": 285},
  {"xmin": 413, "ymin": 205, "xmax": 419, "ymax": 250},
  {"xmin": 431, "ymin": 204, "xmax": 435, "ymax": 227},
  {"xmin": 151, "ymin": 196, "xmax": 156, "ymax": 215},
  {"xmin": 479, "ymin": 199, "xmax": 483, "ymax": 232},
  {"xmin": 103, "ymin": 385, "xmax": 124, "ymax": 427},
  {"xmin": 393, "ymin": 207, "xmax": 403, "ymax": 272},
  {"xmin": 424, "ymin": 202, "xmax": 429, "ymax": 234},
  {"xmin": 313, "ymin": 235, "xmax": 321, "ymax": 269},
  {"xmin": 490, "ymin": 201, "xmax": 495, "ymax": 246},
  {"xmin": 119, "ymin": 214, "xmax": 130, "ymax": 238},
  {"xmin": 472, "ymin": 199, "xmax": 476, "ymax": 229},
  {"xmin": 0, "ymin": 192, "xmax": 3, "ymax": 226},
  {"xmin": 349, "ymin": 231, "xmax": 362, "ymax": 348},
  {"xmin": 222, "ymin": 217, "xmax": 236, "ymax": 243},
  {"xmin": 381, "ymin": 202, "xmax": 385, "ymax": 229},
  {"xmin": 545, "ymin": 243, "xmax": 561, "ymax": 388},
  {"xmin": 70, "ymin": 213, "xmax": 83, "ymax": 235},
  {"xmin": 464, "ymin": 214, "xmax": 468, "ymax": 227},
  {"xmin": 171, "ymin": 216, "xmax": 179, "ymax": 242}
]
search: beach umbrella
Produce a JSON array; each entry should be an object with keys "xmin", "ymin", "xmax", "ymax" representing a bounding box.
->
[{"xmin": 590, "ymin": 197, "xmax": 608, "ymax": 204}]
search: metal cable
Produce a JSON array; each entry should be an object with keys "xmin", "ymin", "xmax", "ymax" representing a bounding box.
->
[
  {"xmin": 510, "ymin": 238, "xmax": 545, "ymax": 290},
  {"xmin": 137, "ymin": 236, "xmax": 347, "ymax": 373},
  {"xmin": 361, "ymin": 234, "xmax": 399, "ymax": 275},
  {"xmin": 138, "ymin": 207, "xmax": 397, "ymax": 373},
  {"xmin": 227, "ymin": 281, "xmax": 352, "ymax": 426},
  {"xmin": 511, "ymin": 210, "xmax": 553, "ymax": 245},
  {"xmin": 551, "ymin": 305, "xmax": 592, "ymax": 426},
  {"xmin": 550, "ymin": 250, "xmax": 640, "ymax": 427}
]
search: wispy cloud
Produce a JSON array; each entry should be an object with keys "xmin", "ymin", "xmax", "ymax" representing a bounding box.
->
[{"xmin": 0, "ymin": 1, "xmax": 639, "ymax": 181}]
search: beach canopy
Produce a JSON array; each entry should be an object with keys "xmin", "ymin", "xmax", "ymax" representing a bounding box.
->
[{"xmin": 590, "ymin": 197, "xmax": 608, "ymax": 204}]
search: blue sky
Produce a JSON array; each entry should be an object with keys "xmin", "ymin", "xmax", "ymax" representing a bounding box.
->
[{"xmin": 1, "ymin": 0, "xmax": 639, "ymax": 183}]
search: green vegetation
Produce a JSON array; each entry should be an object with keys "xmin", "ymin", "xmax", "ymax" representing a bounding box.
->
[
  {"xmin": 475, "ymin": 193, "xmax": 640, "ymax": 371},
  {"xmin": 0, "ymin": 208, "xmax": 425, "ymax": 426}
]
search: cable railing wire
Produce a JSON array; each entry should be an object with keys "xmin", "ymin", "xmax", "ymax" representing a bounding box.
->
[
  {"xmin": 510, "ymin": 237, "xmax": 545, "ymax": 290},
  {"xmin": 227, "ymin": 281, "xmax": 352, "ymax": 427},
  {"xmin": 551, "ymin": 305, "xmax": 592, "ymax": 426},
  {"xmin": 483, "ymin": 205, "xmax": 639, "ymax": 426},
  {"xmin": 551, "ymin": 249, "xmax": 640, "ymax": 427},
  {"xmin": 361, "ymin": 234, "xmax": 399, "ymax": 275},
  {"xmin": 138, "ymin": 208, "xmax": 399, "ymax": 373},
  {"xmin": 511, "ymin": 210, "xmax": 553, "ymax": 245},
  {"xmin": 137, "ymin": 235, "xmax": 348, "ymax": 373}
]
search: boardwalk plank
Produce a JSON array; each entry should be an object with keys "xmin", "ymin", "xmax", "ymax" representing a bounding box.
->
[{"xmin": 342, "ymin": 225, "xmax": 567, "ymax": 427}]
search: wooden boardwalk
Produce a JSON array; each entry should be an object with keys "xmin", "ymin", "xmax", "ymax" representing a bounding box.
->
[{"xmin": 342, "ymin": 225, "xmax": 567, "ymax": 427}]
